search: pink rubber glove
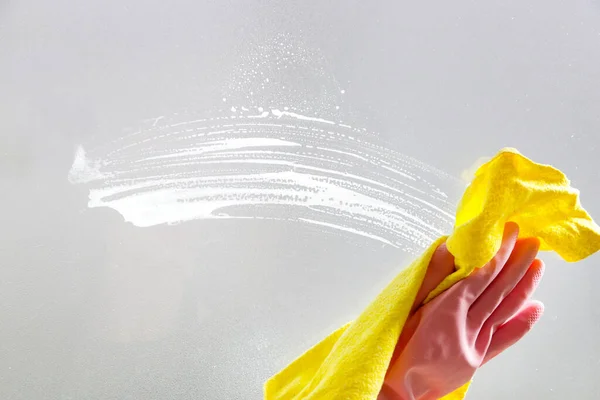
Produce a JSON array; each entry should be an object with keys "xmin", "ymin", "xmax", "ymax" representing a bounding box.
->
[{"xmin": 380, "ymin": 222, "xmax": 545, "ymax": 400}]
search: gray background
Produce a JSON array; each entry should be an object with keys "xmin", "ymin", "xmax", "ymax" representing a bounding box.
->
[{"xmin": 2, "ymin": 0, "xmax": 600, "ymax": 399}]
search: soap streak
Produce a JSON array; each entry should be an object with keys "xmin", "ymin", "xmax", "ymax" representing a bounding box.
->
[{"xmin": 69, "ymin": 109, "xmax": 460, "ymax": 252}]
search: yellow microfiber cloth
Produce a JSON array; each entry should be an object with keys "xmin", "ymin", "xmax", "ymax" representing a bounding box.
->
[{"xmin": 264, "ymin": 148, "xmax": 600, "ymax": 400}]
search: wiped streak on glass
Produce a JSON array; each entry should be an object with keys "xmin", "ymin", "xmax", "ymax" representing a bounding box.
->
[{"xmin": 69, "ymin": 108, "xmax": 460, "ymax": 253}]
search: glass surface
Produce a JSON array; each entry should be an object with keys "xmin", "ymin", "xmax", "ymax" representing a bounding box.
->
[{"xmin": 1, "ymin": 1, "xmax": 599, "ymax": 399}]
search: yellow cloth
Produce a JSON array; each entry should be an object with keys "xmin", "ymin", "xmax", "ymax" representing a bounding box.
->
[{"xmin": 264, "ymin": 148, "xmax": 600, "ymax": 400}]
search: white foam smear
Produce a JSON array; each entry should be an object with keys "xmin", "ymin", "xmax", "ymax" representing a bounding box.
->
[{"xmin": 69, "ymin": 108, "xmax": 461, "ymax": 252}]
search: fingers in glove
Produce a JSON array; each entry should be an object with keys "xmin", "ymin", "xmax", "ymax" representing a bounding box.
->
[
  {"xmin": 449, "ymin": 221, "xmax": 520, "ymax": 304},
  {"xmin": 468, "ymin": 238, "xmax": 540, "ymax": 329},
  {"xmin": 481, "ymin": 300, "xmax": 544, "ymax": 365},
  {"xmin": 480, "ymin": 258, "xmax": 544, "ymax": 332}
]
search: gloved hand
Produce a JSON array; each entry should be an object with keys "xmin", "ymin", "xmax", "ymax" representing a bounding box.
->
[{"xmin": 380, "ymin": 222, "xmax": 545, "ymax": 400}]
